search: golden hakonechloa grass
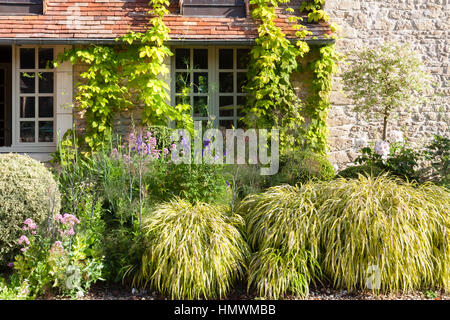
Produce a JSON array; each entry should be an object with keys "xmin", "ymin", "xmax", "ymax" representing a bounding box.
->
[
  {"xmin": 239, "ymin": 175, "xmax": 449, "ymax": 295},
  {"xmin": 133, "ymin": 198, "xmax": 250, "ymax": 299}
]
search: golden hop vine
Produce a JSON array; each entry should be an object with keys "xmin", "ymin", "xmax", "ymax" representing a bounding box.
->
[
  {"xmin": 304, "ymin": 44, "xmax": 339, "ymax": 154},
  {"xmin": 243, "ymin": 0, "xmax": 310, "ymax": 152},
  {"xmin": 244, "ymin": 0, "xmax": 338, "ymax": 153},
  {"xmin": 59, "ymin": 0, "xmax": 191, "ymax": 151}
]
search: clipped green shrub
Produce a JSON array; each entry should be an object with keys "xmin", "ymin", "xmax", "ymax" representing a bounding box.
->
[
  {"xmin": 0, "ymin": 154, "xmax": 61, "ymax": 265},
  {"xmin": 337, "ymin": 164, "xmax": 386, "ymax": 179},
  {"xmin": 239, "ymin": 175, "xmax": 450, "ymax": 294},
  {"xmin": 133, "ymin": 199, "xmax": 249, "ymax": 299},
  {"xmin": 271, "ymin": 150, "xmax": 335, "ymax": 186}
]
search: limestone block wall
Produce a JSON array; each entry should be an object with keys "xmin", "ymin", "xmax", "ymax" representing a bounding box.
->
[{"xmin": 324, "ymin": 0, "xmax": 449, "ymax": 169}]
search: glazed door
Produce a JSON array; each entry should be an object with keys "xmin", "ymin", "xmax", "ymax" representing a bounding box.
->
[{"xmin": 0, "ymin": 63, "xmax": 11, "ymax": 147}]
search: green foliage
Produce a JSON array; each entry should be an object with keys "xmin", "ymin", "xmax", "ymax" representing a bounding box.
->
[
  {"xmin": 150, "ymin": 162, "xmax": 230, "ymax": 205},
  {"xmin": 424, "ymin": 135, "xmax": 450, "ymax": 187},
  {"xmin": 239, "ymin": 176, "xmax": 450, "ymax": 294},
  {"xmin": 244, "ymin": 0, "xmax": 310, "ymax": 151},
  {"xmin": 59, "ymin": 0, "xmax": 191, "ymax": 151},
  {"xmin": 315, "ymin": 176, "xmax": 449, "ymax": 293},
  {"xmin": 0, "ymin": 275, "xmax": 30, "ymax": 300},
  {"xmin": 299, "ymin": 0, "xmax": 329, "ymax": 23},
  {"xmin": 337, "ymin": 164, "xmax": 386, "ymax": 179},
  {"xmin": 354, "ymin": 137, "xmax": 449, "ymax": 186},
  {"xmin": 133, "ymin": 199, "xmax": 250, "ymax": 299},
  {"xmin": 0, "ymin": 154, "xmax": 61, "ymax": 266},
  {"xmin": 248, "ymin": 248, "xmax": 318, "ymax": 299},
  {"xmin": 342, "ymin": 42, "xmax": 433, "ymax": 140},
  {"xmin": 12, "ymin": 214, "xmax": 104, "ymax": 299},
  {"xmin": 304, "ymin": 45, "xmax": 339, "ymax": 152},
  {"xmin": 355, "ymin": 143, "xmax": 421, "ymax": 182},
  {"xmin": 238, "ymin": 184, "xmax": 321, "ymax": 298},
  {"xmin": 271, "ymin": 149, "xmax": 335, "ymax": 186}
]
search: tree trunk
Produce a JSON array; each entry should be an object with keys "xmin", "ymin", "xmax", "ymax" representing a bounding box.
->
[{"xmin": 382, "ymin": 112, "xmax": 389, "ymax": 141}]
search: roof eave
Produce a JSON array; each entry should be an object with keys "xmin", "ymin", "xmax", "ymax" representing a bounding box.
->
[{"xmin": 0, "ymin": 37, "xmax": 335, "ymax": 46}]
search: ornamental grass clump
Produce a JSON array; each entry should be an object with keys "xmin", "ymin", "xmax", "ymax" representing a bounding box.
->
[
  {"xmin": 238, "ymin": 184, "xmax": 322, "ymax": 298},
  {"xmin": 0, "ymin": 153, "xmax": 61, "ymax": 266},
  {"xmin": 315, "ymin": 175, "xmax": 449, "ymax": 293},
  {"xmin": 133, "ymin": 199, "xmax": 249, "ymax": 299},
  {"xmin": 238, "ymin": 175, "xmax": 449, "ymax": 295}
]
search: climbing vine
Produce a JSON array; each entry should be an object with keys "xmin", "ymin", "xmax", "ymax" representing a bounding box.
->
[
  {"xmin": 244, "ymin": 0, "xmax": 338, "ymax": 153},
  {"xmin": 243, "ymin": 0, "xmax": 310, "ymax": 151},
  {"xmin": 304, "ymin": 44, "xmax": 339, "ymax": 153},
  {"xmin": 299, "ymin": 0, "xmax": 329, "ymax": 23},
  {"xmin": 59, "ymin": 0, "xmax": 191, "ymax": 151},
  {"xmin": 58, "ymin": 0, "xmax": 338, "ymax": 154}
]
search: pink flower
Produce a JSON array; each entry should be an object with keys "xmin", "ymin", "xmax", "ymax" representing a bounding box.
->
[
  {"xmin": 110, "ymin": 148, "xmax": 120, "ymax": 159},
  {"xmin": 23, "ymin": 218, "xmax": 37, "ymax": 231},
  {"xmin": 20, "ymin": 247, "xmax": 28, "ymax": 252},
  {"xmin": 18, "ymin": 235, "xmax": 30, "ymax": 246},
  {"xmin": 66, "ymin": 228, "xmax": 75, "ymax": 236},
  {"xmin": 7, "ymin": 262, "xmax": 14, "ymax": 268},
  {"xmin": 50, "ymin": 241, "xmax": 65, "ymax": 254},
  {"xmin": 170, "ymin": 144, "xmax": 177, "ymax": 151},
  {"xmin": 163, "ymin": 148, "xmax": 169, "ymax": 156},
  {"xmin": 55, "ymin": 214, "xmax": 63, "ymax": 222}
]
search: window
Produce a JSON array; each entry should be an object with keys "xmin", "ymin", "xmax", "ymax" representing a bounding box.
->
[
  {"xmin": 0, "ymin": 0, "xmax": 44, "ymax": 15},
  {"xmin": 172, "ymin": 46, "xmax": 251, "ymax": 129},
  {"xmin": 182, "ymin": 0, "xmax": 246, "ymax": 18},
  {"xmin": 17, "ymin": 47, "xmax": 55, "ymax": 144}
]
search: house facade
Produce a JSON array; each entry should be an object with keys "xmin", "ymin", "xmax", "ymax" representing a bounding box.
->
[
  {"xmin": 0, "ymin": 0, "xmax": 333, "ymax": 162},
  {"xmin": 0, "ymin": 0, "xmax": 448, "ymax": 167}
]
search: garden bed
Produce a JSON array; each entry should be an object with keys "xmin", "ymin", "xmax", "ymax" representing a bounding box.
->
[{"xmin": 50, "ymin": 283, "xmax": 449, "ymax": 301}]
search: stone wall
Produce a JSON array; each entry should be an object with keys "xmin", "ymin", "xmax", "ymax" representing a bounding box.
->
[{"xmin": 324, "ymin": 0, "xmax": 449, "ymax": 169}]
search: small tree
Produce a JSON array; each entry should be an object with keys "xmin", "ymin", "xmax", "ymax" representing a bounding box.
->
[{"xmin": 342, "ymin": 42, "xmax": 433, "ymax": 140}]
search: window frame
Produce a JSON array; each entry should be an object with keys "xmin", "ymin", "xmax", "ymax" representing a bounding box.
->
[
  {"xmin": 15, "ymin": 45, "xmax": 56, "ymax": 147},
  {"xmin": 170, "ymin": 45, "xmax": 250, "ymax": 129}
]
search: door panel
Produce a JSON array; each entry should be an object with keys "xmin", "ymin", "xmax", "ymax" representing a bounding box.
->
[{"xmin": 0, "ymin": 63, "xmax": 12, "ymax": 147}]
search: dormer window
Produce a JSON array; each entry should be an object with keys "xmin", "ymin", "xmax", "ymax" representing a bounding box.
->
[
  {"xmin": 181, "ymin": 0, "xmax": 247, "ymax": 18},
  {"xmin": 0, "ymin": 0, "xmax": 43, "ymax": 15}
]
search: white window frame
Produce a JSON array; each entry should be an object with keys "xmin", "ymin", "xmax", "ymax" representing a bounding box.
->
[
  {"xmin": 170, "ymin": 45, "xmax": 250, "ymax": 128},
  {"xmin": 16, "ymin": 45, "xmax": 56, "ymax": 147},
  {"xmin": 0, "ymin": 44, "xmax": 73, "ymax": 157}
]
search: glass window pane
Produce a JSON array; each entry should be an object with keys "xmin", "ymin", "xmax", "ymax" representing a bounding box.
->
[
  {"xmin": 193, "ymin": 72, "xmax": 208, "ymax": 93},
  {"xmin": 20, "ymin": 72, "xmax": 35, "ymax": 93},
  {"xmin": 219, "ymin": 120, "xmax": 234, "ymax": 130},
  {"xmin": 237, "ymin": 72, "xmax": 247, "ymax": 93},
  {"xmin": 176, "ymin": 72, "xmax": 190, "ymax": 93},
  {"xmin": 39, "ymin": 97, "xmax": 53, "ymax": 118},
  {"xmin": 193, "ymin": 96, "xmax": 208, "ymax": 117},
  {"xmin": 175, "ymin": 49, "xmax": 190, "ymax": 69},
  {"xmin": 219, "ymin": 49, "xmax": 233, "ymax": 69},
  {"xmin": 20, "ymin": 121, "xmax": 35, "ymax": 142},
  {"xmin": 38, "ymin": 72, "xmax": 53, "ymax": 93},
  {"xmin": 193, "ymin": 49, "xmax": 208, "ymax": 69},
  {"xmin": 20, "ymin": 48, "xmax": 35, "ymax": 69},
  {"xmin": 219, "ymin": 72, "xmax": 234, "ymax": 93},
  {"xmin": 237, "ymin": 96, "xmax": 246, "ymax": 118},
  {"xmin": 219, "ymin": 96, "xmax": 234, "ymax": 117},
  {"xmin": 39, "ymin": 121, "xmax": 53, "ymax": 142},
  {"xmin": 20, "ymin": 97, "xmax": 35, "ymax": 118},
  {"xmin": 237, "ymin": 49, "xmax": 251, "ymax": 69},
  {"xmin": 38, "ymin": 48, "xmax": 54, "ymax": 69}
]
